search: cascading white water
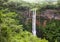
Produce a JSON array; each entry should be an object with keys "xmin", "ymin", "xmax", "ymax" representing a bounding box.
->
[{"xmin": 32, "ymin": 9, "xmax": 36, "ymax": 36}]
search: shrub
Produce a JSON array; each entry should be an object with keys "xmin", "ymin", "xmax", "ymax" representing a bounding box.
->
[
  {"xmin": 0, "ymin": 9, "xmax": 48, "ymax": 42},
  {"xmin": 41, "ymin": 19, "xmax": 60, "ymax": 42}
]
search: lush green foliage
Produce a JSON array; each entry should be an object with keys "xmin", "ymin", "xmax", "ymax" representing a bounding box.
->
[
  {"xmin": 0, "ymin": 9, "xmax": 22, "ymax": 42},
  {"xmin": 39, "ymin": 19, "xmax": 60, "ymax": 42},
  {"xmin": 0, "ymin": 0, "xmax": 60, "ymax": 42},
  {"xmin": 0, "ymin": 9, "xmax": 48, "ymax": 42}
]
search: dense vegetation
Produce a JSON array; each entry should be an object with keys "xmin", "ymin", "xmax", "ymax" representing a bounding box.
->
[
  {"xmin": 0, "ymin": 9, "xmax": 48, "ymax": 42},
  {"xmin": 0, "ymin": 0, "xmax": 60, "ymax": 42}
]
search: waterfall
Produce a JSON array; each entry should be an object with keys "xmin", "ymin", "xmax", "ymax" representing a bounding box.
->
[{"xmin": 32, "ymin": 9, "xmax": 36, "ymax": 36}]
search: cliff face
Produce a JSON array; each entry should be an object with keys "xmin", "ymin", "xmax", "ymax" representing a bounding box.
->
[
  {"xmin": 39, "ymin": 9, "xmax": 60, "ymax": 27},
  {"xmin": 40, "ymin": 9, "xmax": 60, "ymax": 20},
  {"xmin": 21, "ymin": 9, "xmax": 60, "ymax": 27}
]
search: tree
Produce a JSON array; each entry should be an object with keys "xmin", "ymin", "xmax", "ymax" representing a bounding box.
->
[
  {"xmin": 0, "ymin": 9, "xmax": 23, "ymax": 42},
  {"xmin": 0, "ymin": 6, "xmax": 48, "ymax": 42},
  {"xmin": 57, "ymin": 0, "xmax": 60, "ymax": 7}
]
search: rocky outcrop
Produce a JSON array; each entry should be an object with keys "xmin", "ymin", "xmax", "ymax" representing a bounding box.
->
[{"xmin": 40, "ymin": 9, "xmax": 60, "ymax": 20}]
